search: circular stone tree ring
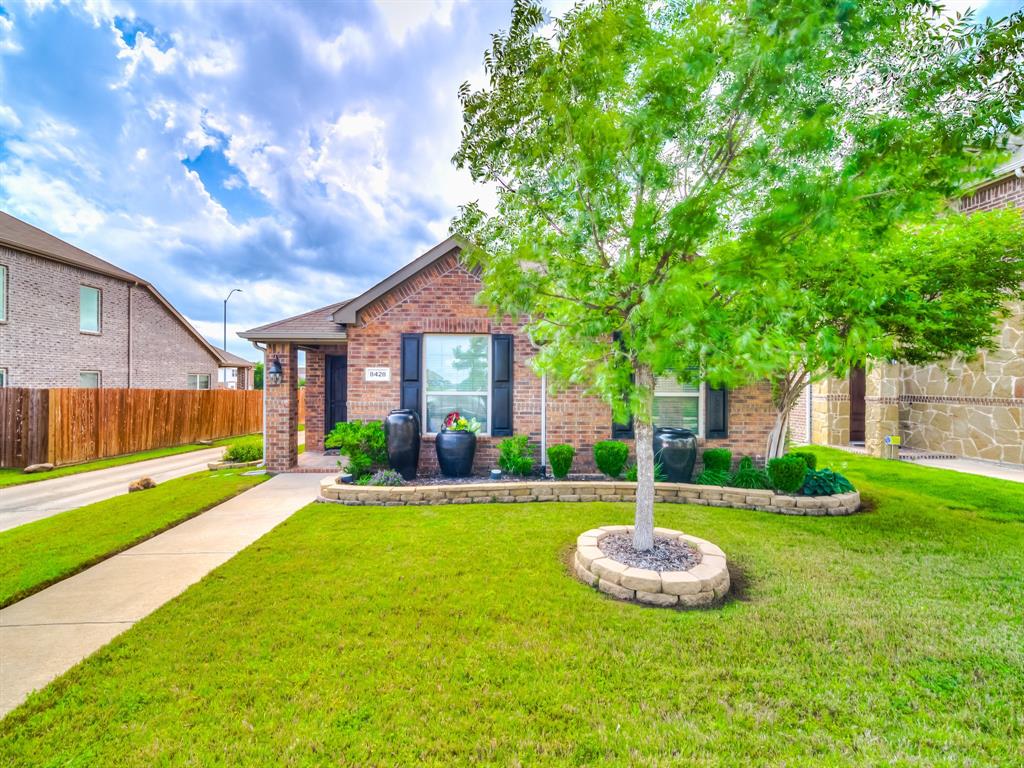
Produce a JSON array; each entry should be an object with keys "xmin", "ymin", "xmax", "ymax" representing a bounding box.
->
[{"xmin": 574, "ymin": 525, "xmax": 730, "ymax": 607}]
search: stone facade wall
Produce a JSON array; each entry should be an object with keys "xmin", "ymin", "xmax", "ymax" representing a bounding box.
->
[
  {"xmin": 319, "ymin": 478, "xmax": 862, "ymax": 517},
  {"xmin": 0, "ymin": 245, "xmax": 219, "ymax": 388},
  {"xmin": 340, "ymin": 251, "xmax": 777, "ymax": 475},
  {"xmin": 809, "ymin": 376, "xmax": 851, "ymax": 447}
]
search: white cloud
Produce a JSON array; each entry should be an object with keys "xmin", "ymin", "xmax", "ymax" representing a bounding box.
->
[
  {"xmin": 0, "ymin": 162, "xmax": 107, "ymax": 234},
  {"xmin": 0, "ymin": 104, "xmax": 21, "ymax": 129},
  {"xmin": 373, "ymin": 0, "xmax": 461, "ymax": 45},
  {"xmin": 316, "ymin": 26, "xmax": 372, "ymax": 73},
  {"xmin": 308, "ymin": 109, "xmax": 391, "ymax": 222}
]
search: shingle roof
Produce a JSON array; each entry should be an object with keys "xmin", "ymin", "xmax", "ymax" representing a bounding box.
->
[
  {"xmin": 217, "ymin": 348, "xmax": 255, "ymax": 368},
  {"xmin": 0, "ymin": 209, "xmax": 234, "ymax": 366},
  {"xmin": 238, "ymin": 300, "xmax": 350, "ymax": 342}
]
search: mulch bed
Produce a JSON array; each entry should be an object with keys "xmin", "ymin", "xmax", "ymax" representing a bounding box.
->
[
  {"xmin": 598, "ymin": 532, "xmax": 702, "ymax": 572},
  {"xmin": 400, "ymin": 473, "xmax": 607, "ymax": 486}
]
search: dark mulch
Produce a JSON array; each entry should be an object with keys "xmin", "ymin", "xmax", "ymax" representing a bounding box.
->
[{"xmin": 598, "ymin": 532, "xmax": 702, "ymax": 572}]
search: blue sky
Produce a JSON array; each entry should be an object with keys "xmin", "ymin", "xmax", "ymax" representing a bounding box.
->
[{"xmin": 0, "ymin": 0, "xmax": 1018, "ymax": 360}]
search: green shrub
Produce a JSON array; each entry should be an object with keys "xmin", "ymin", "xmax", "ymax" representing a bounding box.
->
[
  {"xmin": 767, "ymin": 455, "xmax": 808, "ymax": 493},
  {"xmin": 787, "ymin": 450, "xmax": 818, "ymax": 470},
  {"xmin": 593, "ymin": 440, "xmax": 629, "ymax": 479},
  {"xmin": 695, "ymin": 468, "xmax": 730, "ymax": 486},
  {"xmin": 498, "ymin": 435, "xmax": 535, "ymax": 476},
  {"xmin": 729, "ymin": 456, "xmax": 771, "ymax": 489},
  {"xmin": 223, "ymin": 436, "xmax": 262, "ymax": 463},
  {"xmin": 324, "ymin": 421, "xmax": 387, "ymax": 479},
  {"xmin": 702, "ymin": 447, "xmax": 732, "ymax": 472},
  {"xmin": 625, "ymin": 461, "xmax": 667, "ymax": 482},
  {"xmin": 801, "ymin": 468, "xmax": 856, "ymax": 496},
  {"xmin": 366, "ymin": 469, "xmax": 405, "ymax": 487},
  {"xmin": 547, "ymin": 444, "xmax": 575, "ymax": 479}
]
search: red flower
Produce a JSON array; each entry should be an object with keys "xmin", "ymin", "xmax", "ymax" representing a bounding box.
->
[{"xmin": 443, "ymin": 411, "xmax": 461, "ymax": 429}]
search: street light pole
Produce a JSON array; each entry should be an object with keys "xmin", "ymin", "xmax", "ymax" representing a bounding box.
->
[{"xmin": 223, "ymin": 288, "xmax": 243, "ymax": 386}]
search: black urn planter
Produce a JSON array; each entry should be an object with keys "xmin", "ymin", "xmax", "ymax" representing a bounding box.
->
[
  {"xmin": 435, "ymin": 429, "xmax": 476, "ymax": 477},
  {"xmin": 653, "ymin": 427, "xmax": 697, "ymax": 483},
  {"xmin": 385, "ymin": 409, "xmax": 421, "ymax": 480}
]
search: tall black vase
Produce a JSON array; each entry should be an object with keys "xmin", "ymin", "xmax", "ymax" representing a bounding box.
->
[
  {"xmin": 435, "ymin": 429, "xmax": 476, "ymax": 477},
  {"xmin": 385, "ymin": 409, "xmax": 421, "ymax": 480},
  {"xmin": 653, "ymin": 427, "xmax": 697, "ymax": 483}
]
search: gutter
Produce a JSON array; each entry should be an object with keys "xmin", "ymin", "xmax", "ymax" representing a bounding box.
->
[{"xmin": 252, "ymin": 340, "xmax": 268, "ymax": 469}]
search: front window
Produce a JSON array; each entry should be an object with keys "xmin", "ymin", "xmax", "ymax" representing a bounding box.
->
[
  {"xmin": 188, "ymin": 373, "xmax": 212, "ymax": 390},
  {"xmin": 424, "ymin": 334, "xmax": 489, "ymax": 433},
  {"xmin": 80, "ymin": 285, "xmax": 101, "ymax": 333},
  {"xmin": 79, "ymin": 371, "xmax": 101, "ymax": 388},
  {"xmin": 653, "ymin": 374, "xmax": 700, "ymax": 433}
]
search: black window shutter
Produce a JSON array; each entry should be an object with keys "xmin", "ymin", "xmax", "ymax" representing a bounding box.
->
[
  {"xmin": 400, "ymin": 334, "xmax": 422, "ymax": 425},
  {"xmin": 706, "ymin": 385, "xmax": 729, "ymax": 439},
  {"xmin": 491, "ymin": 334, "xmax": 513, "ymax": 437}
]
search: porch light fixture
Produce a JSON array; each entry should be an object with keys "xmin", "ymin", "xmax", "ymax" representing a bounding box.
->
[{"xmin": 267, "ymin": 355, "xmax": 284, "ymax": 387}]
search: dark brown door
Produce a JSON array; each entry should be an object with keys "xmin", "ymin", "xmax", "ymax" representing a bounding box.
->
[
  {"xmin": 849, "ymin": 365, "xmax": 866, "ymax": 443},
  {"xmin": 326, "ymin": 355, "xmax": 347, "ymax": 432}
]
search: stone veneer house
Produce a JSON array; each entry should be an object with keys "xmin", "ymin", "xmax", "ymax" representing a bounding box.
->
[
  {"xmin": 790, "ymin": 142, "xmax": 1024, "ymax": 466},
  {"xmin": 241, "ymin": 238, "xmax": 778, "ymax": 473},
  {"xmin": 0, "ymin": 211, "xmax": 252, "ymax": 390}
]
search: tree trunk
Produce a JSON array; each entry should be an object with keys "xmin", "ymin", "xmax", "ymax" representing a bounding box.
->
[
  {"xmin": 765, "ymin": 408, "xmax": 789, "ymax": 461},
  {"xmin": 632, "ymin": 364, "xmax": 655, "ymax": 551}
]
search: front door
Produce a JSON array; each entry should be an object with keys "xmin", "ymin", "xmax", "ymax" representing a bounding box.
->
[
  {"xmin": 326, "ymin": 355, "xmax": 347, "ymax": 433},
  {"xmin": 849, "ymin": 365, "xmax": 866, "ymax": 443}
]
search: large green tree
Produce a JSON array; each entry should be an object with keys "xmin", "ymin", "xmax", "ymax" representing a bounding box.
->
[{"xmin": 452, "ymin": 0, "xmax": 1023, "ymax": 550}]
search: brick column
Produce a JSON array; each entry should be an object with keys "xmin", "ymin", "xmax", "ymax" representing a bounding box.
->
[
  {"xmin": 265, "ymin": 342, "xmax": 298, "ymax": 471},
  {"xmin": 306, "ymin": 350, "xmax": 326, "ymax": 452}
]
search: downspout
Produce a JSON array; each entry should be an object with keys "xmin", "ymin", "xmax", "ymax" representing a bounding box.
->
[
  {"xmin": 252, "ymin": 340, "xmax": 267, "ymax": 468},
  {"xmin": 126, "ymin": 283, "xmax": 133, "ymax": 388}
]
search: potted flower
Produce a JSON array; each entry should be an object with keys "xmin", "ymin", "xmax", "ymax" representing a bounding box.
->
[{"xmin": 435, "ymin": 411, "xmax": 481, "ymax": 477}]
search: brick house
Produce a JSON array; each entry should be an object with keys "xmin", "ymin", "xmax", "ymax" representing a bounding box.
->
[
  {"xmin": 241, "ymin": 238, "xmax": 777, "ymax": 473},
  {"xmin": 790, "ymin": 141, "xmax": 1024, "ymax": 466},
  {"xmin": 0, "ymin": 211, "xmax": 253, "ymax": 389}
]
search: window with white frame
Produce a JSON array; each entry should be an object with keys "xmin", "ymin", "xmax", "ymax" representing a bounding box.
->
[
  {"xmin": 0, "ymin": 264, "xmax": 7, "ymax": 322},
  {"xmin": 653, "ymin": 374, "xmax": 702, "ymax": 434},
  {"xmin": 79, "ymin": 371, "xmax": 101, "ymax": 388},
  {"xmin": 80, "ymin": 285, "xmax": 101, "ymax": 333},
  {"xmin": 188, "ymin": 373, "xmax": 212, "ymax": 390},
  {"xmin": 423, "ymin": 334, "xmax": 490, "ymax": 433}
]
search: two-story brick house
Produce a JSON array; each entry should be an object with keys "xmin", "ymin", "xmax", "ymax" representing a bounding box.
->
[
  {"xmin": 242, "ymin": 238, "xmax": 778, "ymax": 473},
  {"xmin": 0, "ymin": 211, "xmax": 252, "ymax": 389}
]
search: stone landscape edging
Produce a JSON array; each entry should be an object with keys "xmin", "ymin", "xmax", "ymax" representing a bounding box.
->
[
  {"xmin": 317, "ymin": 478, "xmax": 861, "ymax": 515},
  {"xmin": 574, "ymin": 525, "xmax": 730, "ymax": 607},
  {"xmin": 207, "ymin": 459, "xmax": 263, "ymax": 470}
]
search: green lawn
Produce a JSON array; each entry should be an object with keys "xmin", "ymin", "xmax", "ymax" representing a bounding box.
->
[
  {"xmin": 0, "ymin": 469, "xmax": 268, "ymax": 608},
  {"xmin": 0, "ymin": 434, "xmax": 257, "ymax": 490},
  {"xmin": 2, "ymin": 453, "xmax": 1023, "ymax": 765}
]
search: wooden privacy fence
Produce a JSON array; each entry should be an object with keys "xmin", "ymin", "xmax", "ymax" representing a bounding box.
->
[{"xmin": 0, "ymin": 388, "xmax": 263, "ymax": 468}]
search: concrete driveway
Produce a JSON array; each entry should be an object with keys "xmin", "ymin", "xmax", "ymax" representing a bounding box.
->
[{"xmin": 0, "ymin": 447, "xmax": 225, "ymax": 533}]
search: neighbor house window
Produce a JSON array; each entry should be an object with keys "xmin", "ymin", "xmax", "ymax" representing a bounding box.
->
[
  {"xmin": 0, "ymin": 264, "xmax": 7, "ymax": 322},
  {"xmin": 79, "ymin": 371, "xmax": 101, "ymax": 388},
  {"xmin": 80, "ymin": 285, "xmax": 101, "ymax": 333},
  {"xmin": 188, "ymin": 373, "xmax": 212, "ymax": 390},
  {"xmin": 0, "ymin": 368, "xmax": 6, "ymax": 387},
  {"xmin": 653, "ymin": 374, "xmax": 701, "ymax": 434},
  {"xmin": 423, "ymin": 334, "xmax": 490, "ymax": 433}
]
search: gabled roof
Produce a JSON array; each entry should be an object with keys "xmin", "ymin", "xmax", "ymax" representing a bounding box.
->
[
  {"xmin": 238, "ymin": 300, "xmax": 350, "ymax": 342},
  {"xmin": 0, "ymin": 209, "xmax": 233, "ymax": 366},
  {"xmin": 217, "ymin": 348, "xmax": 255, "ymax": 368},
  {"xmin": 330, "ymin": 236, "xmax": 461, "ymax": 324}
]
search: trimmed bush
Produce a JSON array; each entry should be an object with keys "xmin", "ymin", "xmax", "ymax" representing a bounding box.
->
[
  {"xmin": 695, "ymin": 468, "xmax": 730, "ymax": 486},
  {"xmin": 223, "ymin": 436, "xmax": 263, "ymax": 463},
  {"xmin": 593, "ymin": 440, "xmax": 629, "ymax": 479},
  {"xmin": 625, "ymin": 461, "xmax": 667, "ymax": 482},
  {"xmin": 702, "ymin": 448, "xmax": 732, "ymax": 472},
  {"xmin": 787, "ymin": 451, "xmax": 818, "ymax": 470},
  {"xmin": 366, "ymin": 469, "xmax": 405, "ymax": 487},
  {"xmin": 498, "ymin": 435, "xmax": 535, "ymax": 476},
  {"xmin": 325, "ymin": 420, "xmax": 387, "ymax": 479},
  {"xmin": 767, "ymin": 455, "xmax": 808, "ymax": 493},
  {"xmin": 729, "ymin": 456, "xmax": 771, "ymax": 490},
  {"xmin": 547, "ymin": 444, "xmax": 575, "ymax": 479},
  {"xmin": 801, "ymin": 468, "xmax": 856, "ymax": 496}
]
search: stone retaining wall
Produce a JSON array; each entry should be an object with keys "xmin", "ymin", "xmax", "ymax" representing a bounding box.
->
[{"xmin": 318, "ymin": 478, "xmax": 861, "ymax": 515}]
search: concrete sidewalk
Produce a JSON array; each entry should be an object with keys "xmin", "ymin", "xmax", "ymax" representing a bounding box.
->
[
  {"xmin": 0, "ymin": 471, "xmax": 329, "ymax": 717},
  {"xmin": 913, "ymin": 457, "xmax": 1024, "ymax": 484}
]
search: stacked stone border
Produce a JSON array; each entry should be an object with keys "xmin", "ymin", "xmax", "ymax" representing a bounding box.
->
[
  {"xmin": 317, "ymin": 478, "xmax": 861, "ymax": 516},
  {"xmin": 574, "ymin": 525, "xmax": 729, "ymax": 607}
]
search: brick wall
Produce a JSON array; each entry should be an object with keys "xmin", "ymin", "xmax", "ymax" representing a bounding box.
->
[
  {"xmin": 343, "ymin": 252, "xmax": 776, "ymax": 475},
  {"xmin": 959, "ymin": 174, "xmax": 1024, "ymax": 213},
  {"xmin": 306, "ymin": 349, "xmax": 326, "ymax": 452},
  {"xmin": 0, "ymin": 245, "xmax": 219, "ymax": 388},
  {"xmin": 264, "ymin": 342, "xmax": 298, "ymax": 471}
]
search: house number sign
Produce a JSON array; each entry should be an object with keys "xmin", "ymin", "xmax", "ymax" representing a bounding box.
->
[{"xmin": 365, "ymin": 367, "xmax": 391, "ymax": 382}]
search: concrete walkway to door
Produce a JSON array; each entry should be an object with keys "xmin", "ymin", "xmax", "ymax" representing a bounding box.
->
[{"xmin": 0, "ymin": 471, "xmax": 329, "ymax": 717}]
